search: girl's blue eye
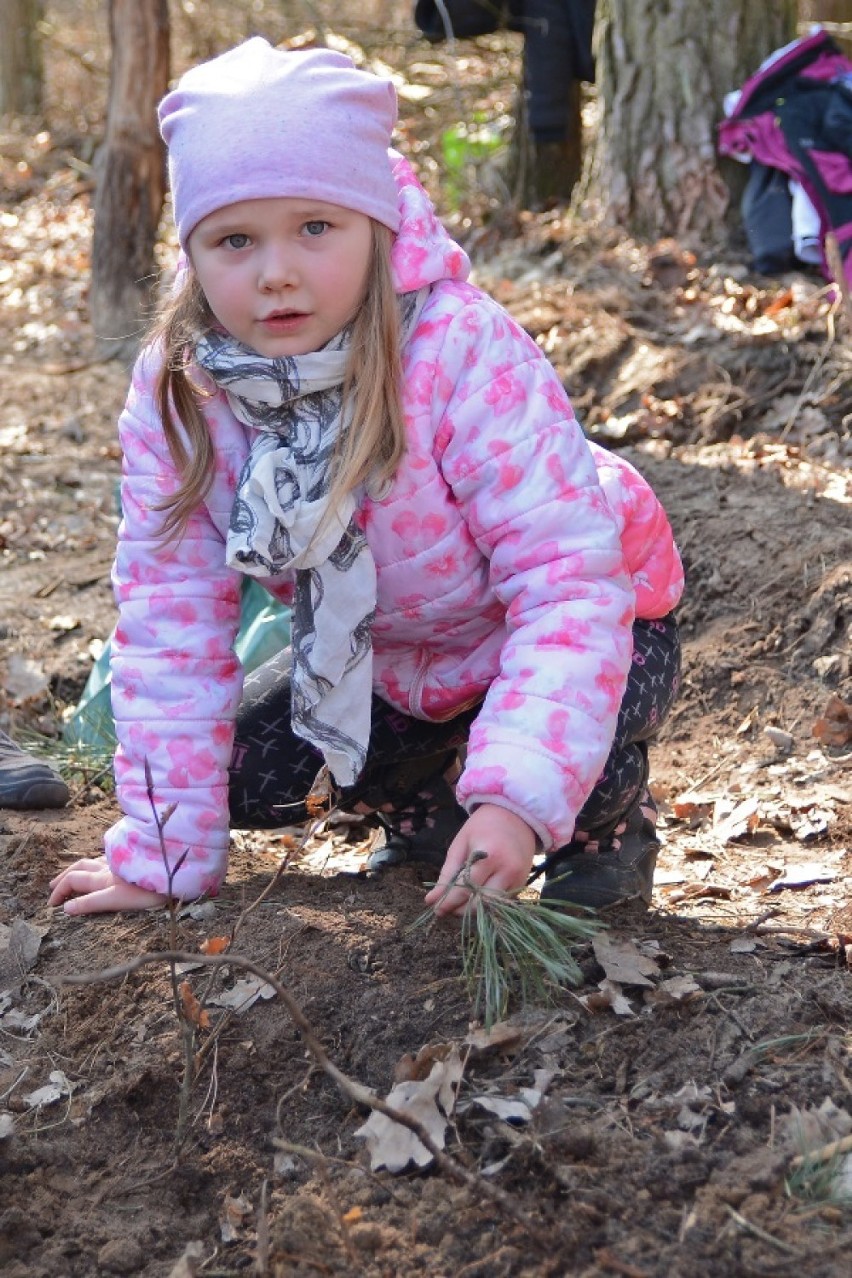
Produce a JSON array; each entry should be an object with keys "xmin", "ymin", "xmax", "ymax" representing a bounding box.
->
[
  {"xmin": 303, "ymin": 220, "xmax": 328, "ymax": 237},
  {"xmin": 224, "ymin": 233, "xmax": 250, "ymax": 249}
]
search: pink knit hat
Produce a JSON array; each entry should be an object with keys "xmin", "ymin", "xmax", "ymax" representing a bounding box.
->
[{"xmin": 158, "ymin": 38, "xmax": 401, "ymax": 249}]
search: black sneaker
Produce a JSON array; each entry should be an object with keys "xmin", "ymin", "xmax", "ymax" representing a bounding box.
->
[
  {"xmin": 366, "ymin": 770, "xmax": 467, "ymax": 872},
  {"xmin": 538, "ymin": 792, "xmax": 660, "ymax": 910},
  {"xmin": 0, "ymin": 730, "xmax": 70, "ymax": 810}
]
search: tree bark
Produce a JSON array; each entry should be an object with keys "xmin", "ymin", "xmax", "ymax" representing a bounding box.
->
[
  {"xmin": 89, "ymin": 0, "xmax": 170, "ymax": 364},
  {"xmin": 596, "ymin": 0, "xmax": 797, "ymax": 238},
  {"xmin": 0, "ymin": 0, "xmax": 44, "ymax": 116},
  {"xmin": 800, "ymin": 0, "xmax": 852, "ymax": 58}
]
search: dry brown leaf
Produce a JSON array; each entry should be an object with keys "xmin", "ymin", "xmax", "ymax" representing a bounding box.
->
[
  {"xmin": 219, "ymin": 1192, "xmax": 253, "ymax": 1243},
  {"xmin": 763, "ymin": 288, "xmax": 794, "ymax": 316},
  {"xmin": 671, "ymin": 797, "xmax": 714, "ymax": 822},
  {"xmin": 812, "ymin": 695, "xmax": 852, "ymax": 747},
  {"xmin": 769, "ymin": 862, "xmax": 837, "ymax": 891},
  {"xmin": 652, "ymin": 975, "xmax": 701, "ymax": 1003},
  {"xmin": 736, "ymin": 706, "xmax": 759, "ymax": 735},
  {"xmin": 713, "ymin": 796, "xmax": 760, "ymax": 844},
  {"xmin": 207, "ymin": 976, "xmax": 275, "ymax": 1013},
  {"xmin": 200, "ymin": 936, "xmax": 230, "ymax": 956},
  {"xmin": 355, "ymin": 1048, "xmax": 463, "ymax": 1172},
  {"xmin": 592, "ymin": 934, "xmax": 660, "ymax": 987},
  {"xmin": 580, "ymin": 979, "xmax": 635, "ymax": 1017},
  {"xmin": 682, "ymin": 883, "xmax": 733, "ymax": 900},
  {"xmin": 179, "ymin": 980, "xmax": 211, "ymax": 1029},
  {"xmin": 393, "ymin": 1040, "xmax": 456, "ymax": 1084},
  {"xmin": 464, "ymin": 1021, "xmax": 526, "ymax": 1054}
]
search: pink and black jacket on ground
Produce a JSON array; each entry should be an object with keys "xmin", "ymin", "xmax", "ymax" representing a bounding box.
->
[
  {"xmin": 106, "ymin": 155, "xmax": 684, "ymax": 898},
  {"xmin": 719, "ymin": 28, "xmax": 852, "ymax": 287}
]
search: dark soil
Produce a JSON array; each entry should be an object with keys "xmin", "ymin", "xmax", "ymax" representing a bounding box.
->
[{"xmin": 1, "ymin": 6, "xmax": 851, "ymax": 1277}]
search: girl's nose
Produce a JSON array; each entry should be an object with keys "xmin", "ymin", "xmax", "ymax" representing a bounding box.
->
[{"xmin": 258, "ymin": 246, "xmax": 297, "ymax": 291}]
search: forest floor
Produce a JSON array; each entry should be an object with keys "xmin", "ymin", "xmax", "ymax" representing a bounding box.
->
[{"xmin": 1, "ymin": 9, "xmax": 852, "ymax": 1278}]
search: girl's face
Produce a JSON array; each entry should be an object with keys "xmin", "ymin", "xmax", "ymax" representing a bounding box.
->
[{"xmin": 188, "ymin": 197, "xmax": 374, "ymax": 357}]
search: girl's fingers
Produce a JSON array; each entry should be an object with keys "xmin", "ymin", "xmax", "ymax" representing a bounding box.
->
[
  {"xmin": 48, "ymin": 858, "xmax": 107, "ymax": 888},
  {"xmin": 47, "ymin": 869, "xmax": 107, "ymax": 905},
  {"xmin": 430, "ymin": 883, "xmax": 468, "ymax": 916},
  {"xmin": 429, "ymin": 856, "xmax": 521, "ymax": 917},
  {"xmin": 63, "ymin": 887, "xmax": 126, "ymax": 916},
  {"xmin": 427, "ymin": 856, "xmax": 490, "ymax": 916}
]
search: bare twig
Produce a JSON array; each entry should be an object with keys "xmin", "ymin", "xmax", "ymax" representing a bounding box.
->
[
  {"xmin": 0, "ymin": 1067, "xmax": 29, "ymax": 1103},
  {"xmin": 255, "ymin": 1178, "xmax": 269, "ymax": 1278},
  {"xmin": 779, "ymin": 308, "xmax": 838, "ymax": 442},
  {"xmin": 273, "ymin": 1137, "xmax": 411, "ymax": 1208},
  {"xmin": 60, "ymin": 949, "xmax": 561, "ymax": 1250},
  {"xmin": 144, "ymin": 760, "xmax": 195, "ymax": 1151},
  {"xmin": 790, "ymin": 1132, "xmax": 852, "ymax": 1171},
  {"xmin": 724, "ymin": 1205, "xmax": 801, "ymax": 1256},
  {"xmin": 824, "ymin": 232, "xmax": 852, "ymax": 332},
  {"xmin": 594, "ymin": 1248, "xmax": 652, "ymax": 1278}
]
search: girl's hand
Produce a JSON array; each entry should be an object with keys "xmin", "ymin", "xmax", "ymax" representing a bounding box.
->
[
  {"xmin": 424, "ymin": 804, "xmax": 536, "ymax": 918},
  {"xmin": 48, "ymin": 856, "xmax": 169, "ymax": 915}
]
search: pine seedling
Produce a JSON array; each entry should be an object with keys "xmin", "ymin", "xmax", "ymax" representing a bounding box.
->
[
  {"xmin": 411, "ymin": 853, "xmax": 600, "ymax": 1029},
  {"xmin": 19, "ymin": 713, "xmax": 115, "ymax": 794},
  {"xmin": 786, "ymin": 1146, "xmax": 852, "ymax": 1212},
  {"xmin": 145, "ymin": 758, "xmax": 197, "ymax": 1149}
]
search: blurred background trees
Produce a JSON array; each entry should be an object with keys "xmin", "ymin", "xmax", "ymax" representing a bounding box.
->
[
  {"xmin": 0, "ymin": 0, "xmax": 45, "ymax": 115},
  {"xmin": 88, "ymin": 0, "xmax": 169, "ymax": 362},
  {"xmin": 3, "ymin": 0, "xmax": 850, "ymax": 359}
]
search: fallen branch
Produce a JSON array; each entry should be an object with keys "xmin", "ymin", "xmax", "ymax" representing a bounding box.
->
[{"xmin": 60, "ymin": 949, "xmax": 562, "ymax": 1251}]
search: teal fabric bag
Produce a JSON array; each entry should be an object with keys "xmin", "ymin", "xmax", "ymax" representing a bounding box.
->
[{"xmin": 64, "ymin": 580, "xmax": 291, "ymax": 751}]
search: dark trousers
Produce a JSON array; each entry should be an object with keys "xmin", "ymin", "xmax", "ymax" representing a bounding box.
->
[
  {"xmin": 413, "ymin": 0, "xmax": 597, "ymax": 141},
  {"xmin": 228, "ymin": 614, "xmax": 680, "ymax": 836}
]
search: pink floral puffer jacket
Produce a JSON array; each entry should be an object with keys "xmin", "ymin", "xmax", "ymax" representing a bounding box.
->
[{"xmin": 105, "ymin": 156, "xmax": 684, "ymax": 898}]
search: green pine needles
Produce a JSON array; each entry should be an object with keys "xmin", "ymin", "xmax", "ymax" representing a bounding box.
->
[{"xmin": 412, "ymin": 852, "xmax": 600, "ymax": 1029}]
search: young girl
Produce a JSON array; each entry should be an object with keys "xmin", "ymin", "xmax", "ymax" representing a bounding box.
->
[{"xmin": 49, "ymin": 38, "xmax": 683, "ymax": 920}]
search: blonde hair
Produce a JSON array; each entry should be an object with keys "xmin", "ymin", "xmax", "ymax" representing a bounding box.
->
[{"xmin": 151, "ymin": 221, "xmax": 405, "ymax": 540}]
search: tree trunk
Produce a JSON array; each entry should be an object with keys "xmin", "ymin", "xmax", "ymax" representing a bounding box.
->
[
  {"xmin": 596, "ymin": 0, "xmax": 797, "ymax": 238},
  {"xmin": 89, "ymin": 0, "xmax": 170, "ymax": 364},
  {"xmin": 800, "ymin": 0, "xmax": 852, "ymax": 58},
  {"xmin": 0, "ymin": 0, "xmax": 44, "ymax": 116}
]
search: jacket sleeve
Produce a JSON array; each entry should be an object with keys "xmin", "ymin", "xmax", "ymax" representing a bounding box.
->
[
  {"xmin": 431, "ymin": 298, "xmax": 637, "ymax": 850},
  {"xmin": 102, "ymin": 346, "xmax": 244, "ymax": 898}
]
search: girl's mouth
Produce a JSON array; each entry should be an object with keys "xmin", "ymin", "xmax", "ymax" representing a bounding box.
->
[{"xmin": 260, "ymin": 311, "xmax": 309, "ymax": 332}]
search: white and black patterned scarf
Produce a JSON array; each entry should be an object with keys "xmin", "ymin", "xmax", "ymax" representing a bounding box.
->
[{"xmin": 194, "ymin": 289, "xmax": 427, "ymax": 787}]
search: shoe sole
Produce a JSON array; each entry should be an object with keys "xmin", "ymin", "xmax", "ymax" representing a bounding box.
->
[{"xmin": 0, "ymin": 778, "xmax": 70, "ymax": 809}]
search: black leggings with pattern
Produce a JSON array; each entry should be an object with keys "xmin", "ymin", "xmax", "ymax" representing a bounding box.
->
[{"xmin": 228, "ymin": 614, "xmax": 681, "ymax": 836}]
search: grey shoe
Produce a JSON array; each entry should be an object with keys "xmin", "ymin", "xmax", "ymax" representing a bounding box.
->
[
  {"xmin": 539, "ymin": 793, "xmax": 660, "ymax": 910},
  {"xmin": 0, "ymin": 730, "xmax": 70, "ymax": 810}
]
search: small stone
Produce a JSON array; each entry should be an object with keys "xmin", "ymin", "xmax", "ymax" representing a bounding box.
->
[
  {"xmin": 764, "ymin": 726, "xmax": 794, "ymax": 752},
  {"xmin": 96, "ymin": 1238, "xmax": 145, "ymax": 1274}
]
